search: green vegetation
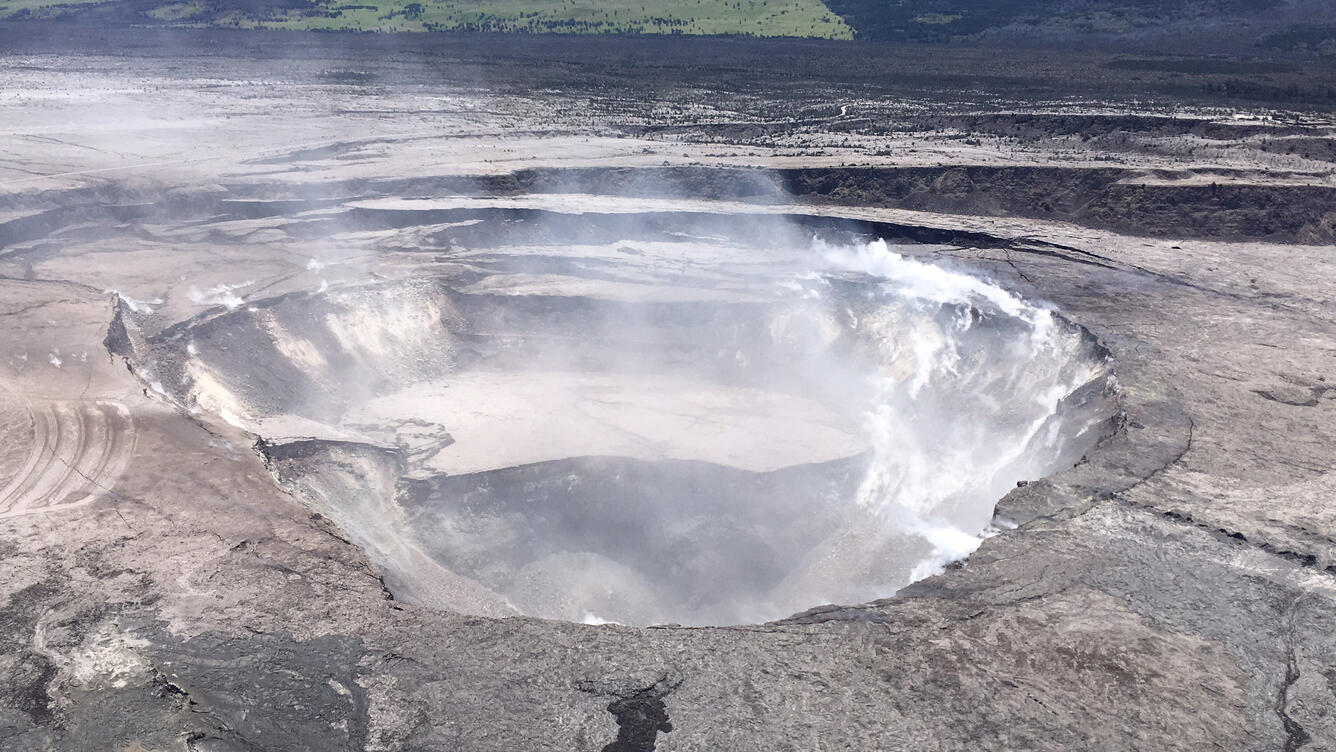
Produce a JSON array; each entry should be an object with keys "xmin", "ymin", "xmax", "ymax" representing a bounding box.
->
[
  {"xmin": 0, "ymin": 0, "xmax": 105, "ymax": 19},
  {"xmin": 0, "ymin": 0, "xmax": 852, "ymax": 37},
  {"xmin": 145, "ymin": 2, "xmax": 208, "ymax": 21},
  {"xmin": 279, "ymin": 0, "xmax": 849, "ymax": 37}
]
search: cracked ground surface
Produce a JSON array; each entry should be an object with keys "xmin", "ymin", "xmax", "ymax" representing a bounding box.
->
[{"xmin": 1, "ymin": 30, "xmax": 1335, "ymax": 751}]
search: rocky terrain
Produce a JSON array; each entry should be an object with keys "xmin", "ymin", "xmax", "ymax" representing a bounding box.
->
[{"xmin": 1, "ymin": 30, "xmax": 1335, "ymax": 751}]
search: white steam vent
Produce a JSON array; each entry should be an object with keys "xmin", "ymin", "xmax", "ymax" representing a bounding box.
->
[
  {"xmin": 774, "ymin": 240, "xmax": 1108, "ymax": 613},
  {"xmin": 150, "ymin": 231, "xmax": 1112, "ymax": 627}
]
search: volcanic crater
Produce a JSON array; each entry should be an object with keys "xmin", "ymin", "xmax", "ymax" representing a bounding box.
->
[{"xmin": 118, "ymin": 198, "xmax": 1116, "ymax": 626}]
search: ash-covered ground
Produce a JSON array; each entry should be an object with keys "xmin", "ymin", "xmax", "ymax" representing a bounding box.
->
[{"xmin": 1, "ymin": 29, "xmax": 1335, "ymax": 751}]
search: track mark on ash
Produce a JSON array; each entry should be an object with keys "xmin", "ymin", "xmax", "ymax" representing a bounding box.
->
[{"xmin": 0, "ymin": 399, "xmax": 136, "ymax": 519}]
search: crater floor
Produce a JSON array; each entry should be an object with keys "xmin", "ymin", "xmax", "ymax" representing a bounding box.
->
[
  {"xmin": 2, "ymin": 31, "xmax": 1336, "ymax": 752},
  {"xmin": 350, "ymin": 372, "xmax": 866, "ymax": 474}
]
